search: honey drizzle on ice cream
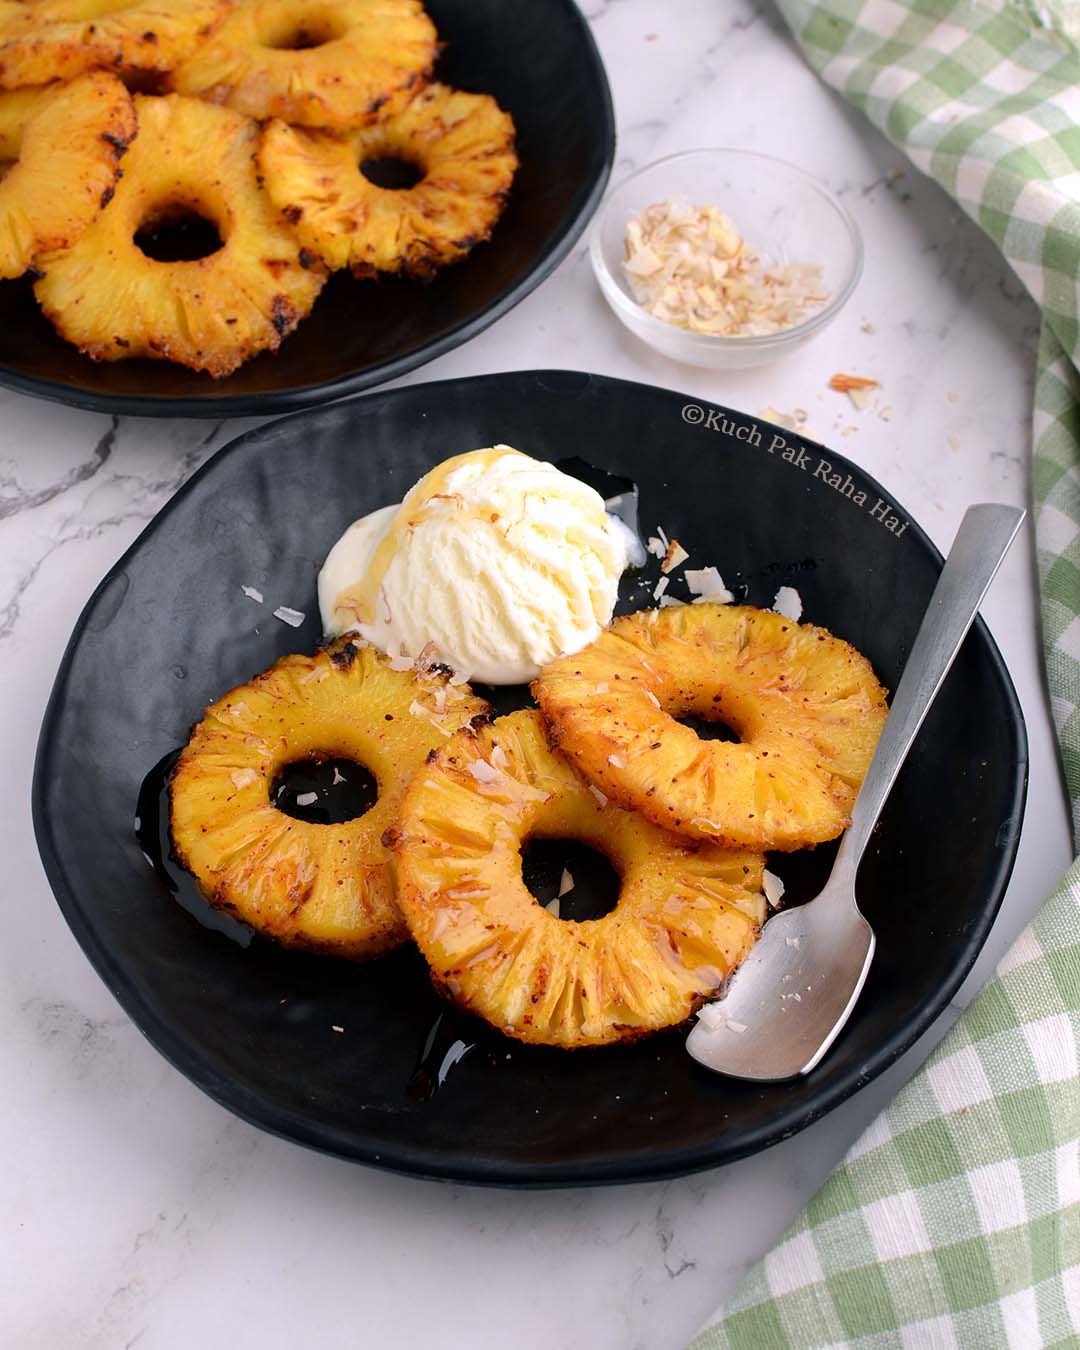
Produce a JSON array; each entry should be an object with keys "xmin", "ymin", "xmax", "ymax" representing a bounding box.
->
[
  {"xmin": 334, "ymin": 446, "xmax": 512, "ymax": 629},
  {"xmin": 319, "ymin": 446, "xmax": 642, "ymax": 685}
]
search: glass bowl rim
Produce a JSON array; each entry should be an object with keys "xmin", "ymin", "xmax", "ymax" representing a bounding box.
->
[{"xmin": 589, "ymin": 146, "xmax": 865, "ymax": 351}]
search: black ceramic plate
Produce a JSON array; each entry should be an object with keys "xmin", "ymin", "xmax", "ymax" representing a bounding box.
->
[
  {"xmin": 0, "ymin": 1, "xmax": 612, "ymax": 418},
  {"xmin": 33, "ymin": 371, "xmax": 1027, "ymax": 1186}
]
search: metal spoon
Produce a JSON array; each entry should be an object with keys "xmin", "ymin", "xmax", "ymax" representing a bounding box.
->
[{"xmin": 686, "ymin": 502, "xmax": 1025, "ymax": 1081}]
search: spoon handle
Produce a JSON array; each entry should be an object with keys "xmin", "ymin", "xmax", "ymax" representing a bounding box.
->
[{"xmin": 833, "ymin": 503, "xmax": 1025, "ymax": 884}]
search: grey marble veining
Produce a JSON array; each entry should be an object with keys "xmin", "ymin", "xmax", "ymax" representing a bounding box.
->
[{"xmin": 1, "ymin": 4, "xmax": 1073, "ymax": 1348}]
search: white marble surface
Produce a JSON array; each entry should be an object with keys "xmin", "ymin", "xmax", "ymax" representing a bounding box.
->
[{"xmin": 1, "ymin": 3, "xmax": 1074, "ymax": 1348}]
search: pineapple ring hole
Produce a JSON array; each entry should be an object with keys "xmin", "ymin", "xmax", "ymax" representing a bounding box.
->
[
  {"xmin": 258, "ymin": 10, "xmax": 347, "ymax": 49},
  {"xmin": 134, "ymin": 203, "xmax": 225, "ymax": 262},
  {"xmin": 674, "ymin": 711, "xmax": 742, "ymax": 744},
  {"xmin": 271, "ymin": 756, "xmax": 378, "ymax": 825},
  {"xmin": 360, "ymin": 155, "xmax": 424, "ymax": 191},
  {"xmin": 521, "ymin": 837, "xmax": 621, "ymax": 921}
]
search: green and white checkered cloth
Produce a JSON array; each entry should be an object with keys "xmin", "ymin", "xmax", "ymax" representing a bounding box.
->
[{"xmin": 691, "ymin": 1, "xmax": 1080, "ymax": 1345}]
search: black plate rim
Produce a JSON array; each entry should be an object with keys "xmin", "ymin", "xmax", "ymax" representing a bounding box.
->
[
  {"xmin": 31, "ymin": 370, "xmax": 1029, "ymax": 1186},
  {"xmin": 0, "ymin": 2, "xmax": 615, "ymax": 420}
]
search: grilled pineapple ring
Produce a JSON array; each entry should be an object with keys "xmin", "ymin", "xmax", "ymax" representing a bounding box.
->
[
  {"xmin": 391, "ymin": 710, "xmax": 766, "ymax": 1048},
  {"xmin": 170, "ymin": 638, "xmax": 489, "ymax": 961},
  {"xmin": 172, "ymin": 0, "xmax": 438, "ymax": 130},
  {"xmin": 260, "ymin": 83, "xmax": 517, "ymax": 279},
  {"xmin": 534, "ymin": 604, "xmax": 889, "ymax": 853},
  {"xmin": 0, "ymin": 0, "xmax": 228, "ymax": 89},
  {"xmin": 0, "ymin": 71, "xmax": 134, "ymax": 279},
  {"xmin": 34, "ymin": 93, "xmax": 326, "ymax": 377}
]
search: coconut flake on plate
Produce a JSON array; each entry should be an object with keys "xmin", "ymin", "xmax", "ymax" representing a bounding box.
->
[
  {"xmin": 273, "ymin": 605, "xmax": 306, "ymax": 628},
  {"xmin": 661, "ymin": 539, "xmax": 689, "ymax": 574},
  {"xmin": 658, "ymin": 594, "xmax": 685, "ymax": 607},
  {"xmin": 332, "ymin": 767, "xmax": 347, "ymax": 785},
  {"xmin": 652, "ymin": 575, "xmax": 670, "ymax": 601},
  {"xmin": 241, "ymin": 585, "xmax": 264, "ymax": 603},
  {"xmin": 685, "ymin": 566, "xmax": 734, "ymax": 604},
  {"xmin": 771, "ymin": 586, "xmax": 803, "ymax": 621},
  {"xmin": 545, "ymin": 898, "xmax": 561, "ymax": 918},
  {"xmin": 762, "ymin": 868, "xmax": 786, "ymax": 909},
  {"xmin": 295, "ymin": 791, "xmax": 318, "ymax": 806},
  {"xmin": 558, "ymin": 868, "xmax": 575, "ymax": 897},
  {"xmin": 645, "ymin": 524, "xmax": 670, "ymax": 558}
]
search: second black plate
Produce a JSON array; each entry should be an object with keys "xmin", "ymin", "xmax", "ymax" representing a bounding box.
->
[
  {"xmin": 33, "ymin": 370, "xmax": 1026, "ymax": 1185},
  {"xmin": 0, "ymin": 0, "xmax": 613, "ymax": 417}
]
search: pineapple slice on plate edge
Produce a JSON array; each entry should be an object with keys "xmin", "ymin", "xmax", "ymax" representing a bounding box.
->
[
  {"xmin": 0, "ymin": 71, "xmax": 135, "ymax": 280},
  {"xmin": 535, "ymin": 603, "xmax": 889, "ymax": 853},
  {"xmin": 169, "ymin": 637, "xmax": 489, "ymax": 961}
]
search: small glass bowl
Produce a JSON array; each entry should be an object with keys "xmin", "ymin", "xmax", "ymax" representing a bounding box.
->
[{"xmin": 590, "ymin": 148, "xmax": 863, "ymax": 370}]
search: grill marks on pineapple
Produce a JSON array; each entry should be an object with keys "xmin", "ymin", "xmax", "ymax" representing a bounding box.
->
[
  {"xmin": 172, "ymin": 0, "xmax": 438, "ymax": 129},
  {"xmin": 169, "ymin": 637, "xmax": 489, "ymax": 960},
  {"xmin": 258, "ymin": 82, "xmax": 517, "ymax": 278},
  {"xmin": 392, "ymin": 710, "xmax": 767, "ymax": 1048},
  {"xmin": 33, "ymin": 93, "xmax": 326, "ymax": 376},
  {"xmin": 0, "ymin": 0, "xmax": 229, "ymax": 89},
  {"xmin": 534, "ymin": 604, "xmax": 889, "ymax": 854},
  {"xmin": 0, "ymin": 71, "xmax": 135, "ymax": 279}
]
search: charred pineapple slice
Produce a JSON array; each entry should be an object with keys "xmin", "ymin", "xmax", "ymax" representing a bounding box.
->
[
  {"xmin": 534, "ymin": 604, "xmax": 889, "ymax": 852},
  {"xmin": 34, "ymin": 93, "xmax": 326, "ymax": 376},
  {"xmin": 0, "ymin": 0, "xmax": 228, "ymax": 89},
  {"xmin": 391, "ymin": 709, "xmax": 766, "ymax": 1047},
  {"xmin": 0, "ymin": 71, "xmax": 134, "ymax": 279},
  {"xmin": 260, "ymin": 83, "xmax": 517, "ymax": 279},
  {"xmin": 172, "ymin": 0, "xmax": 438, "ymax": 130},
  {"xmin": 170, "ymin": 638, "xmax": 489, "ymax": 961}
]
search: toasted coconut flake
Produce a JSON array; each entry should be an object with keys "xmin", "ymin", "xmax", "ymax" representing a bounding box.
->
[
  {"xmin": 490, "ymin": 743, "xmax": 509, "ymax": 771},
  {"xmin": 273, "ymin": 605, "xmax": 305, "ymax": 628},
  {"xmin": 558, "ymin": 868, "xmax": 574, "ymax": 897},
  {"xmin": 661, "ymin": 539, "xmax": 689, "ymax": 574},
  {"xmin": 588, "ymin": 784, "xmax": 609, "ymax": 808},
  {"xmin": 332, "ymin": 767, "xmax": 347, "ymax": 785},
  {"xmin": 658, "ymin": 594, "xmax": 685, "ymax": 607},
  {"xmin": 296, "ymin": 791, "xmax": 318, "ymax": 806},
  {"xmin": 241, "ymin": 585, "xmax": 264, "ymax": 603},
  {"xmin": 828, "ymin": 372, "xmax": 879, "ymax": 394},
  {"xmin": 623, "ymin": 197, "xmax": 828, "ymax": 336},
  {"xmin": 644, "ymin": 689, "xmax": 661, "ymax": 709},
  {"xmin": 230, "ymin": 768, "xmax": 259, "ymax": 790},
  {"xmin": 545, "ymin": 898, "xmax": 561, "ymax": 918},
  {"xmin": 608, "ymin": 753, "xmax": 626, "ymax": 769},
  {"xmin": 653, "ymin": 575, "xmax": 670, "ymax": 601}
]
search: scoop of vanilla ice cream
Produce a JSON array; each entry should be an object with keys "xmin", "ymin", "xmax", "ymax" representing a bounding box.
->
[{"xmin": 318, "ymin": 446, "xmax": 638, "ymax": 684}]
